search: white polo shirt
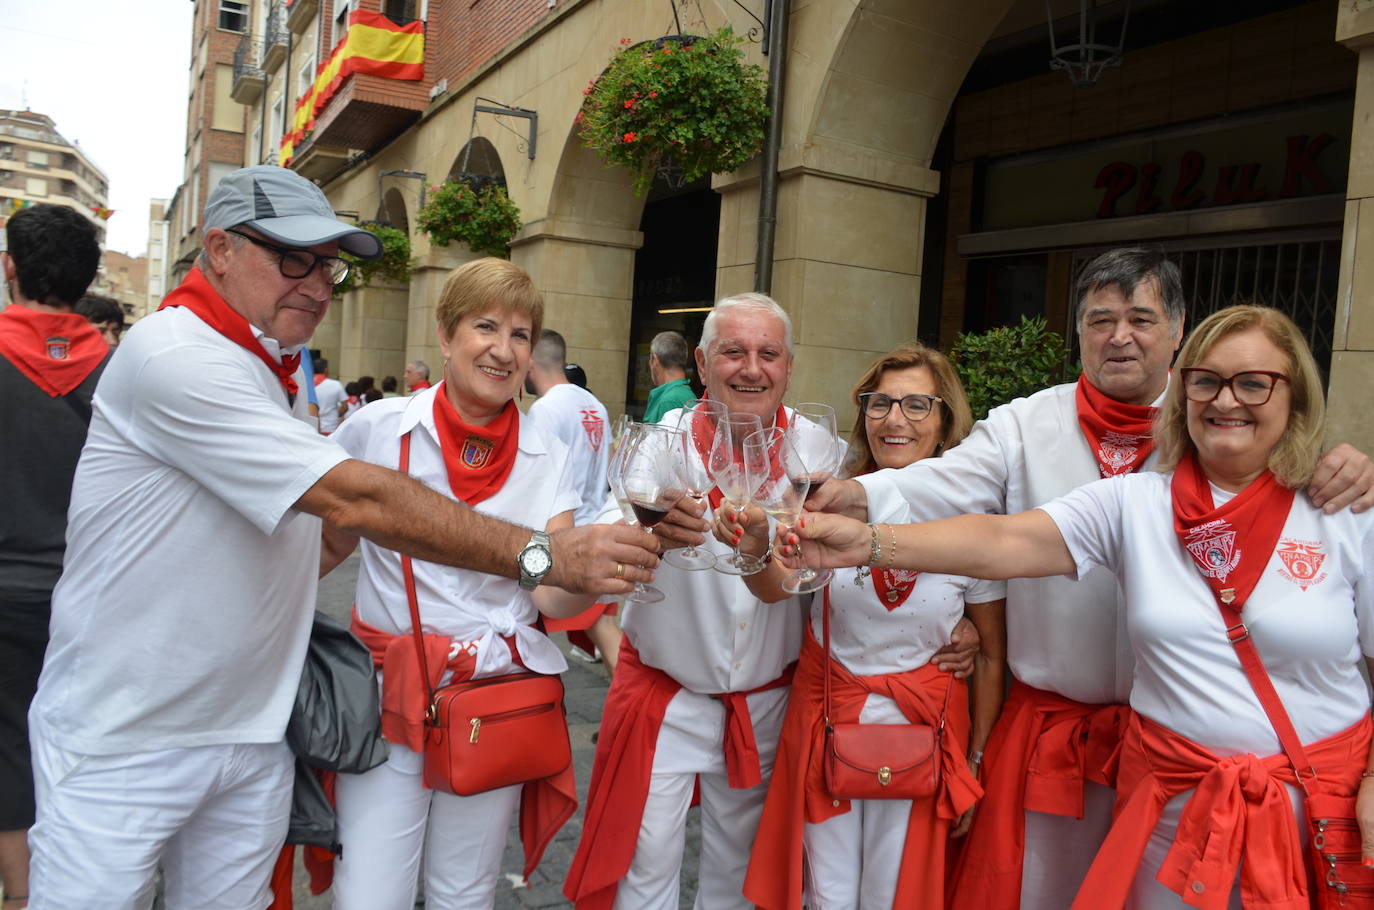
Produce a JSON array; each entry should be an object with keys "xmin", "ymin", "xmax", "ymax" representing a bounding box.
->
[
  {"xmin": 333, "ymin": 386, "xmax": 580, "ymax": 678},
  {"xmin": 32, "ymin": 305, "xmax": 349, "ymax": 755},
  {"xmin": 528, "ymin": 382, "xmax": 608, "ymax": 526},
  {"xmin": 1042, "ymin": 471, "xmax": 1374, "ymax": 755}
]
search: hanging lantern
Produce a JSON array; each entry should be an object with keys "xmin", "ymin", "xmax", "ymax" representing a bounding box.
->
[{"xmin": 1046, "ymin": 0, "xmax": 1131, "ymax": 89}]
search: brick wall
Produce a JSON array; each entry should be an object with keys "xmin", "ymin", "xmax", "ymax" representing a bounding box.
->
[{"xmin": 426, "ymin": 0, "xmax": 550, "ymax": 89}]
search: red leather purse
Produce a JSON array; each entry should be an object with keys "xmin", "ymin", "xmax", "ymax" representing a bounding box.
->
[
  {"xmin": 820, "ymin": 587, "xmax": 945, "ymax": 801},
  {"xmin": 399, "ymin": 432, "xmax": 572, "ymax": 797}
]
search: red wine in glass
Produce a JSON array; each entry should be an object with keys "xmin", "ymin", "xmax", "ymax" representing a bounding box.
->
[
  {"xmin": 802, "ymin": 473, "xmax": 832, "ymax": 501},
  {"xmin": 630, "ymin": 499, "xmax": 671, "ymax": 528}
]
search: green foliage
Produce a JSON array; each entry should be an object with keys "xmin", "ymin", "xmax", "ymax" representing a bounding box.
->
[
  {"xmin": 578, "ymin": 27, "xmax": 770, "ymax": 196},
  {"xmin": 416, "ymin": 179, "xmax": 523, "ymax": 258},
  {"xmin": 950, "ymin": 316, "xmax": 1072, "ymax": 420},
  {"xmin": 334, "ymin": 221, "xmax": 413, "ymax": 296}
]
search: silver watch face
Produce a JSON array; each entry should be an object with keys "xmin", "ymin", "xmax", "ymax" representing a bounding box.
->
[{"xmin": 521, "ymin": 545, "xmax": 552, "ymax": 577}]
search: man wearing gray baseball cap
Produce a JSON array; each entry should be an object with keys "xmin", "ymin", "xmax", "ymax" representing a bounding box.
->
[{"xmin": 23, "ymin": 166, "xmax": 673, "ymax": 907}]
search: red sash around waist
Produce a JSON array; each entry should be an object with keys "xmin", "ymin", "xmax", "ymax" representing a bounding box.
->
[
  {"xmin": 562, "ymin": 636, "xmax": 795, "ymax": 910},
  {"xmin": 745, "ymin": 624, "xmax": 980, "ymax": 910},
  {"xmin": 1071, "ymin": 712, "xmax": 1372, "ymax": 910},
  {"xmin": 946, "ymin": 679, "xmax": 1130, "ymax": 910},
  {"xmin": 349, "ymin": 609, "xmax": 576, "ymax": 881}
]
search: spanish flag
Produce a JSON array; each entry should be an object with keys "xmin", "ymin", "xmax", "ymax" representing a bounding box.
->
[{"xmin": 280, "ymin": 9, "xmax": 424, "ymax": 164}]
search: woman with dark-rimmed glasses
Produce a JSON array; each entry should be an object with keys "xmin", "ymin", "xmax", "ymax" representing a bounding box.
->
[
  {"xmin": 715, "ymin": 342, "xmax": 1005, "ymax": 909},
  {"xmin": 786, "ymin": 306, "xmax": 1374, "ymax": 910}
]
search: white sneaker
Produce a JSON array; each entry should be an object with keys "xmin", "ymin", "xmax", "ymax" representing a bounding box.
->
[{"xmin": 568, "ymin": 646, "xmax": 602, "ymax": 664}]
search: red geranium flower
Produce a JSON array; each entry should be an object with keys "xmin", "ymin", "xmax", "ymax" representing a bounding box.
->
[
  {"xmin": 623, "ymin": 132, "xmax": 637, "ymax": 143},
  {"xmin": 648, "ymin": 90, "xmax": 658, "ymax": 98}
]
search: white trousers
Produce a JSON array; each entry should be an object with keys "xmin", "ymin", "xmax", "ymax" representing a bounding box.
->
[
  {"xmin": 1020, "ymin": 779, "xmax": 1116, "ymax": 910},
  {"xmin": 27, "ymin": 722, "xmax": 292, "ymax": 910},
  {"xmin": 801, "ymin": 694, "xmax": 910, "ymax": 910},
  {"xmin": 331, "ymin": 742, "xmax": 521, "ymax": 910},
  {"xmin": 613, "ymin": 685, "xmax": 789, "ymax": 910}
]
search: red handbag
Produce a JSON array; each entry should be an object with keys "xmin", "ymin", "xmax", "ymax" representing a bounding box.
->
[
  {"xmin": 399, "ymin": 432, "xmax": 572, "ymax": 797},
  {"xmin": 1216, "ymin": 595, "xmax": 1374, "ymax": 907},
  {"xmin": 820, "ymin": 587, "xmax": 946, "ymax": 801}
]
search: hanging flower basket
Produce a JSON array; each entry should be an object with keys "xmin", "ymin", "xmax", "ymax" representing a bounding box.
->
[
  {"xmin": 416, "ymin": 178, "xmax": 524, "ymax": 258},
  {"xmin": 578, "ymin": 26, "xmax": 769, "ymax": 196},
  {"xmin": 334, "ymin": 221, "xmax": 413, "ymax": 296}
]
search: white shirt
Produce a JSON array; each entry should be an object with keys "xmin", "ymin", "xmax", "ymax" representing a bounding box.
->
[
  {"xmin": 1042, "ymin": 471, "xmax": 1374, "ymax": 755},
  {"xmin": 528, "ymin": 382, "xmax": 608, "ymax": 526},
  {"xmin": 332, "ymin": 386, "xmax": 580, "ymax": 678},
  {"xmin": 857, "ymin": 381, "xmax": 1160, "ymax": 704},
  {"xmin": 817, "ymin": 564, "xmax": 1004, "ymax": 677},
  {"xmin": 32, "ymin": 306, "xmax": 349, "ymax": 755},
  {"xmin": 315, "ymin": 376, "xmax": 346, "ymax": 433}
]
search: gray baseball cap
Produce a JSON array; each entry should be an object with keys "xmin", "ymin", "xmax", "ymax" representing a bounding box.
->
[{"xmin": 203, "ymin": 165, "xmax": 383, "ymax": 260}]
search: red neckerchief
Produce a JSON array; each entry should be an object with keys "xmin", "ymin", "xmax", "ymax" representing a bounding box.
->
[
  {"xmin": 158, "ymin": 267, "xmax": 300, "ymax": 401},
  {"xmin": 313, "ymin": 373, "xmax": 327, "ymax": 387},
  {"xmin": 688, "ymin": 393, "xmax": 790, "ymax": 511},
  {"xmin": 0, "ymin": 304, "xmax": 107, "ymax": 396},
  {"xmin": 429, "ymin": 381, "xmax": 520, "ymax": 506},
  {"xmin": 410, "ymin": 379, "xmax": 431, "ymax": 392},
  {"xmin": 1075, "ymin": 374, "xmax": 1157, "ymax": 477},
  {"xmin": 1170, "ymin": 450, "xmax": 1294, "ymax": 610},
  {"xmin": 872, "ymin": 568, "xmax": 921, "ymax": 610}
]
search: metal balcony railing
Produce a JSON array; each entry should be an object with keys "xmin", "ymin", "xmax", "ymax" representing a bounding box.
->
[
  {"xmin": 232, "ymin": 33, "xmax": 266, "ymax": 103},
  {"xmin": 263, "ymin": 2, "xmax": 290, "ymax": 71}
]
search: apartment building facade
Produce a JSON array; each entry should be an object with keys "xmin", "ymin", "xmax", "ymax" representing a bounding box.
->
[{"xmin": 0, "ymin": 109, "xmax": 110, "ymax": 247}]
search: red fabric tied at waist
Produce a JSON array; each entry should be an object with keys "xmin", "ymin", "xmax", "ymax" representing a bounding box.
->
[
  {"xmin": 563, "ymin": 636, "xmax": 795, "ymax": 910},
  {"xmin": 348, "ymin": 609, "xmax": 574, "ymax": 882},
  {"xmin": 745, "ymin": 625, "xmax": 980, "ymax": 910},
  {"xmin": 349, "ymin": 608, "xmax": 518, "ymax": 753},
  {"xmin": 1071, "ymin": 712, "xmax": 1372, "ymax": 910},
  {"xmin": 946, "ymin": 678, "xmax": 1129, "ymax": 910}
]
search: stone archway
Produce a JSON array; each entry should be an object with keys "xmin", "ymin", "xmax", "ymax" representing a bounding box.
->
[
  {"xmin": 710, "ymin": 0, "xmax": 1016, "ymax": 414},
  {"xmin": 378, "ymin": 186, "xmax": 410, "ymax": 235}
]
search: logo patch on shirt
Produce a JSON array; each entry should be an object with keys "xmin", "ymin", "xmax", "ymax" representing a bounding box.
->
[
  {"xmin": 1276, "ymin": 537, "xmax": 1327, "ymax": 591},
  {"xmin": 1184, "ymin": 519, "xmax": 1240, "ymax": 582},
  {"xmin": 1097, "ymin": 431, "xmax": 1142, "ymax": 476},
  {"xmin": 580, "ymin": 409, "xmax": 605, "ymax": 452},
  {"xmin": 45, "ymin": 336, "xmax": 70, "ymax": 360},
  {"xmin": 461, "ymin": 435, "xmax": 495, "ymax": 469}
]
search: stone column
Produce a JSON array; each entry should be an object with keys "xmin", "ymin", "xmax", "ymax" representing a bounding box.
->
[
  {"xmin": 1331, "ymin": 7, "xmax": 1374, "ymax": 453},
  {"xmin": 405, "ymin": 243, "xmax": 483, "ymax": 383},
  {"xmin": 512, "ymin": 216, "xmax": 643, "ymax": 418},
  {"xmin": 713, "ymin": 139, "xmax": 940, "ymax": 429},
  {"xmin": 338, "ymin": 280, "xmax": 410, "ymax": 382}
]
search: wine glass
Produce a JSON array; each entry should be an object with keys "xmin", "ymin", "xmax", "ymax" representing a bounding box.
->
[
  {"xmin": 664, "ymin": 399, "xmax": 727, "ymax": 570},
  {"xmin": 788, "ymin": 403, "xmax": 843, "ymax": 503},
  {"xmin": 606, "ymin": 422, "xmax": 664, "ymax": 604},
  {"xmin": 782, "ymin": 404, "xmax": 843, "ymax": 593},
  {"xmin": 617, "ymin": 424, "xmax": 687, "ymax": 602},
  {"xmin": 744, "ymin": 427, "xmax": 810, "ymax": 579},
  {"xmin": 708, "ymin": 412, "xmax": 765, "ymax": 576}
]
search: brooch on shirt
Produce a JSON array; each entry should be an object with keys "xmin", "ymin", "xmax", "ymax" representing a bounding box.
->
[{"xmin": 461, "ymin": 435, "xmax": 495, "ymax": 469}]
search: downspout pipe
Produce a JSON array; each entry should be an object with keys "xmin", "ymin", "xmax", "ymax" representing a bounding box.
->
[{"xmin": 753, "ymin": 0, "xmax": 788, "ymax": 294}]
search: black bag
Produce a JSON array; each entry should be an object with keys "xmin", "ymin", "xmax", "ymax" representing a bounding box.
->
[{"xmin": 286, "ymin": 611, "xmax": 389, "ymax": 773}]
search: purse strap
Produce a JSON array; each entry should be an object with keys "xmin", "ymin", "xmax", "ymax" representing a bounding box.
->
[
  {"xmin": 1216, "ymin": 598, "xmax": 1318, "ymax": 793},
  {"xmin": 821, "ymin": 585, "xmax": 952, "ymax": 732},
  {"xmin": 398, "ymin": 431, "xmax": 441, "ymax": 717}
]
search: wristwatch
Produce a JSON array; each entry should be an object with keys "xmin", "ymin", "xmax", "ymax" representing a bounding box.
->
[{"xmin": 517, "ymin": 530, "xmax": 553, "ymax": 590}]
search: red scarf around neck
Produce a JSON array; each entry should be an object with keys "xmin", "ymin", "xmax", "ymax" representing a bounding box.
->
[
  {"xmin": 1170, "ymin": 450, "xmax": 1295, "ymax": 611},
  {"xmin": 0, "ymin": 304, "xmax": 107, "ymax": 396},
  {"xmin": 1075, "ymin": 374, "xmax": 1157, "ymax": 478},
  {"xmin": 430, "ymin": 381, "xmax": 520, "ymax": 506},
  {"xmin": 158, "ymin": 267, "xmax": 300, "ymax": 401},
  {"xmin": 688, "ymin": 395, "xmax": 790, "ymax": 511}
]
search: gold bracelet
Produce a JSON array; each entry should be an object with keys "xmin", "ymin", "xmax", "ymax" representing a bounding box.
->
[
  {"xmin": 867, "ymin": 523, "xmax": 882, "ymax": 567},
  {"xmin": 886, "ymin": 523, "xmax": 898, "ymax": 569}
]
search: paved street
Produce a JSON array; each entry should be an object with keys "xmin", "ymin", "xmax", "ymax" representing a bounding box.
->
[{"xmin": 291, "ymin": 552, "xmax": 701, "ymax": 908}]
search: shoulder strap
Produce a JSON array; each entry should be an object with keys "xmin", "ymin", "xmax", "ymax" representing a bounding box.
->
[
  {"xmin": 399, "ymin": 431, "xmax": 439, "ymax": 713},
  {"xmin": 1218, "ymin": 602, "xmax": 1317, "ymax": 792}
]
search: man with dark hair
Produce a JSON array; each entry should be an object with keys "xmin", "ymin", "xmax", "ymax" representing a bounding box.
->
[
  {"xmin": 380, "ymin": 375, "xmax": 399, "ymax": 397},
  {"xmin": 643, "ymin": 330, "xmax": 694, "ymax": 423},
  {"xmin": 0, "ymin": 203, "xmax": 104, "ymax": 910},
  {"xmin": 24, "ymin": 166, "xmax": 663, "ymax": 907},
  {"xmin": 312, "ymin": 356, "xmax": 346, "ymax": 434},
  {"xmin": 74, "ymin": 294, "xmax": 126, "ymax": 347},
  {"xmin": 811, "ymin": 246, "xmax": 1374, "ymax": 910}
]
